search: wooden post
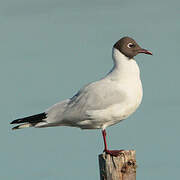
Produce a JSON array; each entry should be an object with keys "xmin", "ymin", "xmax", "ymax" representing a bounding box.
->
[{"xmin": 98, "ymin": 150, "xmax": 136, "ymax": 180}]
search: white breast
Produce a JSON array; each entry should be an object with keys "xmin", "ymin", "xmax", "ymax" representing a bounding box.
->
[
  {"xmin": 109, "ymin": 48, "xmax": 143, "ymax": 100},
  {"xmin": 101, "ymin": 48, "xmax": 143, "ymax": 128}
]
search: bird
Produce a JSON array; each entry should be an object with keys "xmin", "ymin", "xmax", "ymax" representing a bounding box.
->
[{"xmin": 10, "ymin": 36, "xmax": 152, "ymax": 156}]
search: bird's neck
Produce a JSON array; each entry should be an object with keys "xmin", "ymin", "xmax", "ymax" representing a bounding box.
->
[{"xmin": 108, "ymin": 48, "xmax": 140, "ymax": 79}]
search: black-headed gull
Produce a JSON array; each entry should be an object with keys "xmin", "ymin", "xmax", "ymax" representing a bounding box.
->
[{"xmin": 11, "ymin": 37, "xmax": 152, "ymax": 156}]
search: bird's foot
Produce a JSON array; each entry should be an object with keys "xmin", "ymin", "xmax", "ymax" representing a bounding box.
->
[{"xmin": 103, "ymin": 149, "xmax": 124, "ymax": 157}]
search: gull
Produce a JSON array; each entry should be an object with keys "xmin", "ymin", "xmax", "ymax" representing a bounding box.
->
[{"xmin": 11, "ymin": 37, "xmax": 152, "ymax": 156}]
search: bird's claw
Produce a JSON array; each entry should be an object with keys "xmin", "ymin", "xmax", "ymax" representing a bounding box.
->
[{"xmin": 103, "ymin": 149, "xmax": 124, "ymax": 157}]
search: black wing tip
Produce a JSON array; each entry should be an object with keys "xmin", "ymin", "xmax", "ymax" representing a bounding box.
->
[
  {"xmin": 12, "ymin": 125, "xmax": 20, "ymax": 130},
  {"xmin": 10, "ymin": 119, "xmax": 20, "ymax": 124},
  {"xmin": 10, "ymin": 112, "xmax": 47, "ymax": 124}
]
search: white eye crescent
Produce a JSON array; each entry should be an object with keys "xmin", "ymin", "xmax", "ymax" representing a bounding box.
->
[{"xmin": 127, "ymin": 43, "xmax": 134, "ymax": 48}]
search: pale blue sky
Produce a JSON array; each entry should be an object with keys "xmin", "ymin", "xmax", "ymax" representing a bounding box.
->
[{"xmin": 1, "ymin": 0, "xmax": 179, "ymax": 179}]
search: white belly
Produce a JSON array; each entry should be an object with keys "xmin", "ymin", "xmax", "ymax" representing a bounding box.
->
[
  {"xmin": 103, "ymin": 80, "xmax": 143, "ymax": 128},
  {"xmin": 77, "ymin": 79, "xmax": 143, "ymax": 130}
]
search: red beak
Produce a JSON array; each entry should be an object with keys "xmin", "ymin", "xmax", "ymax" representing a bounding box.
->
[{"xmin": 138, "ymin": 49, "xmax": 153, "ymax": 55}]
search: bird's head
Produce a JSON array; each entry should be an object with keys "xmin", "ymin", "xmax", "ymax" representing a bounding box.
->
[{"xmin": 113, "ymin": 36, "xmax": 152, "ymax": 59}]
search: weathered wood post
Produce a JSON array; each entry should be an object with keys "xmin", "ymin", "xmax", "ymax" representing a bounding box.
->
[{"xmin": 98, "ymin": 150, "xmax": 136, "ymax": 180}]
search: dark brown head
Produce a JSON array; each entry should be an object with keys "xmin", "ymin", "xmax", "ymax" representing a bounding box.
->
[{"xmin": 113, "ymin": 36, "xmax": 152, "ymax": 59}]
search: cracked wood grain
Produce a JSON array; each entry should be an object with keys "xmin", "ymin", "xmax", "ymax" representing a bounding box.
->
[{"xmin": 99, "ymin": 150, "xmax": 136, "ymax": 180}]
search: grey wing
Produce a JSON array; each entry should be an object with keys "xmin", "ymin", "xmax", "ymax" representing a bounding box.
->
[
  {"xmin": 45, "ymin": 99, "xmax": 70, "ymax": 124},
  {"xmin": 63, "ymin": 80, "xmax": 126, "ymax": 123}
]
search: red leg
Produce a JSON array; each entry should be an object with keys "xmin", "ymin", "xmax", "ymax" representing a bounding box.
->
[
  {"xmin": 102, "ymin": 129, "xmax": 124, "ymax": 157},
  {"xmin": 102, "ymin": 129, "xmax": 108, "ymax": 151}
]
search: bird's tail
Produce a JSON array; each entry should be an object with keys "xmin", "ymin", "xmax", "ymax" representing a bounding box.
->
[{"xmin": 10, "ymin": 112, "xmax": 47, "ymax": 130}]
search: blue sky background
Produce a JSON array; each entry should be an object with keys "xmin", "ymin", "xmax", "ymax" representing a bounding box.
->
[{"xmin": 1, "ymin": 0, "xmax": 179, "ymax": 179}]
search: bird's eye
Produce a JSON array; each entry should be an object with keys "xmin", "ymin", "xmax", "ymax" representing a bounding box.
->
[{"xmin": 127, "ymin": 43, "xmax": 134, "ymax": 48}]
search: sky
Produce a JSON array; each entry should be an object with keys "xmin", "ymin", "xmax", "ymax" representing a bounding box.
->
[{"xmin": 1, "ymin": 0, "xmax": 180, "ymax": 179}]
